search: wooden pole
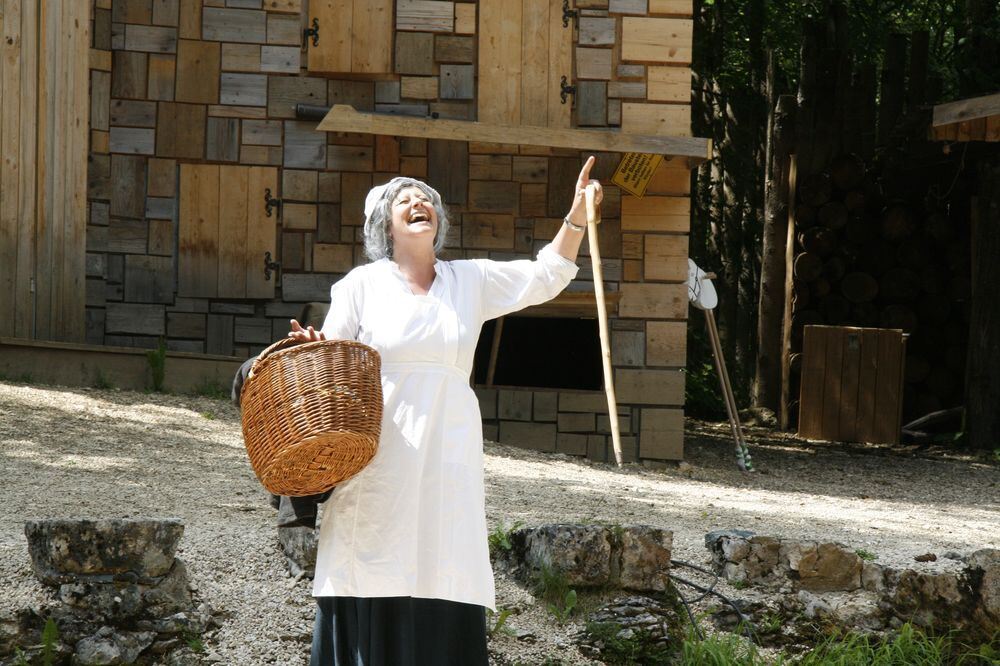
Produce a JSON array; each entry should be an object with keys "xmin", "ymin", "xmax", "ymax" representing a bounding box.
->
[
  {"xmin": 705, "ymin": 309, "xmax": 748, "ymax": 466},
  {"xmin": 485, "ymin": 316, "xmax": 504, "ymax": 386},
  {"xmin": 585, "ymin": 184, "xmax": 623, "ymax": 467}
]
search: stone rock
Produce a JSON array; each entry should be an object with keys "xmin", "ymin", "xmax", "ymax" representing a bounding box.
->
[
  {"xmin": 861, "ymin": 561, "xmax": 887, "ymax": 593},
  {"xmin": 705, "ymin": 529, "xmax": 755, "ymax": 550},
  {"xmin": 278, "ymin": 525, "xmax": 318, "ymax": 579},
  {"xmin": 25, "ymin": 519, "xmax": 183, "ymax": 585},
  {"xmin": 619, "ymin": 527, "xmax": 672, "ymax": 592},
  {"xmin": 149, "ymin": 611, "xmax": 209, "ymax": 635},
  {"xmin": 829, "ymin": 594, "xmax": 885, "ymax": 632},
  {"xmin": 142, "ymin": 559, "xmax": 194, "ymax": 617},
  {"xmin": 75, "ymin": 628, "xmax": 156, "ymax": 665},
  {"xmin": 706, "ymin": 530, "xmax": 757, "ymax": 583},
  {"xmin": 796, "ymin": 590, "xmax": 833, "ymax": 618},
  {"xmin": 791, "ymin": 542, "xmax": 862, "ymax": 592},
  {"xmin": 164, "ymin": 646, "xmax": 207, "ymax": 665},
  {"xmin": 577, "ymin": 595, "xmax": 680, "ymax": 660},
  {"xmin": 966, "ymin": 548, "xmax": 1000, "ymax": 626},
  {"xmin": 58, "ymin": 581, "xmax": 144, "ymax": 623},
  {"xmin": 513, "ymin": 524, "xmax": 613, "ymax": 587},
  {"xmin": 885, "ymin": 570, "xmax": 971, "ymax": 629},
  {"xmin": 743, "ymin": 537, "xmax": 782, "ymax": 582}
]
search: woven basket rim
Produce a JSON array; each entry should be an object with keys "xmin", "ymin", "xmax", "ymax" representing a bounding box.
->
[{"xmin": 248, "ymin": 338, "xmax": 380, "ymax": 384}]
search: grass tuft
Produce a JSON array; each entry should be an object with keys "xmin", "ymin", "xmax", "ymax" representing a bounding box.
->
[
  {"xmin": 146, "ymin": 338, "xmax": 167, "ymax": 392},
  {"xmin": 487, "ymin": 520, "xmax": 523, "ymax": 558},
  {"xmin": 678, "ymin": 625, "xmax": 765, "ymax": 665}
]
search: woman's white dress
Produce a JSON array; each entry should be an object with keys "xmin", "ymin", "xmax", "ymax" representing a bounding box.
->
[{"xmin": 313, "ymin": 245, "xmax": 578, "ymax": 611}]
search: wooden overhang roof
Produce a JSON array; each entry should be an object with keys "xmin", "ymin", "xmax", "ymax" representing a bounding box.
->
[
  {"xmin": 931, "ymin": 92, "xmax": 1000, "ymax": 142},
  {"xmin": 317, "ymin": 105, "xmax": 713, "ymax": 165}
]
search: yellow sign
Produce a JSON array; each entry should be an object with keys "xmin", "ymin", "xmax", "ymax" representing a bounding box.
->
[{"xmin": 611, "ymin": 153, "xmax": 663, "ymax": 197}]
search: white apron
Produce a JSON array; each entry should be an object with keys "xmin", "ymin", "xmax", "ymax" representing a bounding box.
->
[{"xmin": 313, "ymin": 245, "xmax": 578, "ymax": 610}]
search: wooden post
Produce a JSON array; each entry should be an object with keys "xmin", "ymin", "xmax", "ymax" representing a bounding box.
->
[
  {"xmin": 705, "ymin": 308, "xmax": 750, "ymax": 469},
  {"xmin": 486, "ymin": 316, "xmax": 504, "ymax": 387},
  {"xmin": 585, "ymin": 184, "xmax": 622, "ymax": 467},
  {"xmin": 966, "ymin": 163, "xmax": 1000, "ymax": 450},
  {"xmin": 780, "ymin": 156, "xmax": 798, "ymax": 429},
  {"xmin": 754, "ymin": 94, "xmax": 796, "ymax": 413}
]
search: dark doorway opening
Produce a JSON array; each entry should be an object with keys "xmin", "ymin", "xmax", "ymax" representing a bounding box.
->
[{"xmin": 473, "ymin": 317, "xmax": 603, "ymax": 390}]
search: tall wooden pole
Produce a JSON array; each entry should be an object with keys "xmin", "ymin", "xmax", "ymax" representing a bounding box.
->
[{"xmin": 585, "ymin": 185, "xmax": 623, "ymax": 467}]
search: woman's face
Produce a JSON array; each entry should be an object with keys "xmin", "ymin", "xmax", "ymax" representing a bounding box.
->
[{"xmin": 389, "ymin": 186, "xmax": 438, "ymax": 250}]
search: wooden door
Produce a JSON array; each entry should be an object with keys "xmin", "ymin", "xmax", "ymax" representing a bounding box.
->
[
  {"xmin": 178, "ymin": 164, "xmax": 277, "ymax": 299},
  {"xmin": 307, "ymin": 0, "xmax": 393, "ymax": 74},
  {"xmin": 478, "ymin": 0, "xmax": 572, "ymax": 128},
  {"xmin": 1, "ymin": 0, "xmax": 88, "ymax": 341}
]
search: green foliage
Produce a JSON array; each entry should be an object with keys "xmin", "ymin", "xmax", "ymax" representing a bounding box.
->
[
  {"xmin": 684, "ymin": 362, "xmax": 728, "ymax": 420},
  {"xmin": 487, "ymin": 520, "xmax": 523, "ymax": 558},
  {"xmin": 690, "ymin": 0, "xmax": 1000, "ymax": 396},
  {"xmin": 584, "ymin": 621, "xmax": 674, "ymax": 665},
  {"xmin": 40, "ymin": 616, "xmax": 59, "ymax": 666},
  {"xmin": 92, "ymin": 370, "xmax": 114, "ymax": 390},
  {"xmin": 758, "ymin": 612, "xmax": 784, "ymax": 635},
  {"xmin": 192, "ymin": 377, "xmax": 229, "ymax": 400},
  {"xmin": 547, "ymin": 588, "xmax": 577, "ymax": 623},
  {"xmin": 201, "ymin": 412, "xmax": 216, "ymax": 420},
  {"xmin": 856, "ymin": 548, "xmax": 877, "ymax": 561},
  {"xmin": 955, "ymin": 635, "xmax": 1000, "ymax": 665},
  {"xmin": 532, "ymin": 565, "xmax": 577, "ymax": 623},
  {"xmin": 146, "ymin": 338, "xmax": 167, "ymax": 392},
  {"xmin": 486, "ymin": 607, "xmax": 514, "ymax": 637},
  {"xmin": 729, "ymin": 578, "xmax": 749, "ymax": 590},
  {"xmin": 794, "ymin": 623, "xmax": 950, "ymax": 665},
  {"xmin": 183, "ymin": 630, "xmax": 205, "ymax": 654},
  {"xmin": 678, "ymin": 626, "xmax": 765, "ymax": 665},
  {"xmin": 13, "ymin": 647, "xmax": 30, "ymax": 666}
]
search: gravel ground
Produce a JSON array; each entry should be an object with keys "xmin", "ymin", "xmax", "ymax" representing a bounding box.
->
[{"xmin": 1, "ymin": 380, "xmax": 998, "ymax": 664}]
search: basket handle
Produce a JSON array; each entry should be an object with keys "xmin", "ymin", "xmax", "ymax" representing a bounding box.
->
[{"xmin": 247, "ymin": 336, "xmax": 309, "ymax": 382}]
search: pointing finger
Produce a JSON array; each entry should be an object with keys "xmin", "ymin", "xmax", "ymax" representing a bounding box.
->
[{"xmin": 577, "ymin": 155, "xmax": 596, "ymax": 183}]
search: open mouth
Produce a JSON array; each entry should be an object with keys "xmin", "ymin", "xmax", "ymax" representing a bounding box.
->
[{"xmin": 408, "ymin": 212, "xmax": 432, "ymax": 225}]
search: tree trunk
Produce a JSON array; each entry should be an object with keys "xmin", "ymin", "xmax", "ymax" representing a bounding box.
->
[{"xmin": 965, "ymin": 161, "xmax": 1000, "ymax": 450}]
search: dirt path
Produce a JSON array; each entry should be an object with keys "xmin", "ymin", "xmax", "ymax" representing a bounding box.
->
[{"xmin": 1, "ymin": 381, "xmax": 997, "ymax": 664}]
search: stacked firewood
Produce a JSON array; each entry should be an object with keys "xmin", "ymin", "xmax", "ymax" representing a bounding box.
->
[{"xmin": 788, "ymin": 153, "xmax": 972, "ymax": 420}]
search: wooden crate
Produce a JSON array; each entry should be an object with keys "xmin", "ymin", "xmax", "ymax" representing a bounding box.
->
[{"xmin": 798, "ymin": 326, "xmax": 906, "ymax": 444}]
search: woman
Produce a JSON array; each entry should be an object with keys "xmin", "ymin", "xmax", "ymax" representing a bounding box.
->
[{"xmin": 288, "ymin": 156, "xmax": 603, "ymax": 665}]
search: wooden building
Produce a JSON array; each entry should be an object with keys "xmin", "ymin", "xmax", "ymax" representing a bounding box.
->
[
  {"xmin": 931, "ymin": 92, "xmax": 1000, "ymax": 142},
  {"xmin": 0, "ymin": 0, "xmax": 707, "ymax": 464}
]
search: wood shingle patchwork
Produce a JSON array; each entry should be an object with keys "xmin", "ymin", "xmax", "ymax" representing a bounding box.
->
[{"xmin": 2, "ymin": 0, "xmax": 711, "ymax": 461}]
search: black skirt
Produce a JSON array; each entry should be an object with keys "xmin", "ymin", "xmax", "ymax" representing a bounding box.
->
[{"xmin": 309, "ymin": 596, "xmax": 489, "ymax": 666}]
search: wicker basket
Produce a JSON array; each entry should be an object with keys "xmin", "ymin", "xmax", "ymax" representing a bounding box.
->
[{"xmin": 240, "ymin": 337, "xmax": 383, "ymax": 496}]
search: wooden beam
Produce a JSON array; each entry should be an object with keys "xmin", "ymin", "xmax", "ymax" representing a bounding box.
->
[
  {"xmin": 932, "ymin": 92, "xmax": 1000, "ymax": 127},
  {"xmin": 518, "ymin": 291, "xmax": 621, "ymax": 318},
  {"xmin": 317, "ymin": 105, "xmax": 711, "ymax": 161}
]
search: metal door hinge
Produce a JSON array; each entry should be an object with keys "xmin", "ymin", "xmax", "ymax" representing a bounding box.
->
[
  {"xmin": 304, "ymin": 18, "xmax": 319, "ymax": 47},
  {"xmin": 562, "ymin": 0, "xmax": 577, "ymax": 27},
  {"xmin": 560, "ymin": 76, "xmax": 575, "ymax": 104},
  {"xmin": 264, "ymin": 188, "xmax": 281, "ymax": 217},
  {"xmin": 264, "ymin": 252, "xmax": 280, "ymax": 281}
]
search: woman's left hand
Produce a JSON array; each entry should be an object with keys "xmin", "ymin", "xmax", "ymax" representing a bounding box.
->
[{"xmin": 567, "ymin": 155, "xmax": 603, "ymax": 227}]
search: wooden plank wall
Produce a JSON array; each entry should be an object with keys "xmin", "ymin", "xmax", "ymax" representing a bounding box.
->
[
  {"xmin": 0, "ymin": 0, "xmax": 89, "ymax": 342},
  {"xmin": 82, "ymin": 0, "xmax": 697, "ymax": 463},
  {"xmin": 798, "ymin": 326, "xmax": 906, "ymax": 444}
]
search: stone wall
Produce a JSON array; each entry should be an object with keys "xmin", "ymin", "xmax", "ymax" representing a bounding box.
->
[{"xmin": 84, "ymin": 0, "xmax": 695, "ymax": 462}]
